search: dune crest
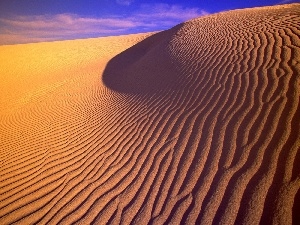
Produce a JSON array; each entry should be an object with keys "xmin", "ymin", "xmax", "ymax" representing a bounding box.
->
[{"xmin": 1, "ymin": 4, "xmax": 300, "ymax": 224}]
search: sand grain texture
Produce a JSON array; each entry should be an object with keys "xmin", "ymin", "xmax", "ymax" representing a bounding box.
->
[{"xmin": 1, "ymin": 4, "xmax": 300, "ymax": 225}]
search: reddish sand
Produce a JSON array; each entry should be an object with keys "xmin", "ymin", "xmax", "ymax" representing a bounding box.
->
[{"xmin": 0, "ymin": 4, "xmax": 299, "ymax": 224}]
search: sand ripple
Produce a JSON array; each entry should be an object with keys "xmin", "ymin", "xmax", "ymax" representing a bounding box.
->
[{"xmin": 0, "ymin": 4, "xmax": 299, "ymax": 225}]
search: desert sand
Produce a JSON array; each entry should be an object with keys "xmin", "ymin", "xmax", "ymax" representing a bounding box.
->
[{"xmin": 0, "ymin": 3, "xmax": 299, "ymax": 225}]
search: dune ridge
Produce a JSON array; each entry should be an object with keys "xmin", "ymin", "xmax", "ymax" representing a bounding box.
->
[{"xmin": 0, "ymin": 3, "xmax": 300, "ymax": 224}]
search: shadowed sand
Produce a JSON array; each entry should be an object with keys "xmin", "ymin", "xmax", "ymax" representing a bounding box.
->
[{"xmin": 1, "ymin": 4, "xmax": 300, "ymax": 225}]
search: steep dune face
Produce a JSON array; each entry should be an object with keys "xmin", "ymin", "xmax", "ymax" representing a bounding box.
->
[
  {"xmin": 103, "ymin": 29, "xmax": 181, "ymax": 93},
  {"xmin": 1, "ymin": 4, "xmax": 300, "ymax": 225}
]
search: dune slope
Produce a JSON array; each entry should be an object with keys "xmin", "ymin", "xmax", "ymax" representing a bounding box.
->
[{"xmin": 1, "ymin": 3, "xmax": 300, "ymax": 225}]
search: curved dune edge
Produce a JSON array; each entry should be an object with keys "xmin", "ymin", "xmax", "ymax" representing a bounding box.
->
[{"xmin": 0, "ymin": 4, "xmax": 300, "ymax": 224}]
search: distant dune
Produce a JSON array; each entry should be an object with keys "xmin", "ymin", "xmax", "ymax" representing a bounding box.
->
[{"xmin": 0, "ymin": 4, "xmax": 299, "ymax": 224}]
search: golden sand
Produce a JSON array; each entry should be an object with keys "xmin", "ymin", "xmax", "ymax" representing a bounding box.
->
[{"xmin": 0, "ymin": 4, "xmax": 299, "ymax": 224}]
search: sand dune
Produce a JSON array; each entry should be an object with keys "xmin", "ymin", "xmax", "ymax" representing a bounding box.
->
[{"xmin": 1, "ymin": 3, "xmax": 300, "ymax": 224}]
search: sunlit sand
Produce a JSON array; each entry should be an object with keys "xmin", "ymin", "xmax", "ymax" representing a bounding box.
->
[{"xmin": 0, "ymin": 4, "xmax": 299, "ymax": 224}]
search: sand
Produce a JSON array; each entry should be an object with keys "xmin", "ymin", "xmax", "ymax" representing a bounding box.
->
[{"xmin": 0, "ymin": 3, "xmax": 299, "ymax": 224}]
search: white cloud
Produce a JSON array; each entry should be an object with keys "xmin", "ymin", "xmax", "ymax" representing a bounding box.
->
[
  {"xmin": 0, "ymin": 4, "xmax": 208, "ymax": 45},
  {"xmin": 137, "ymin": 4, "xmax": 208, "ymax": 21},
  {"xmin": 0, "ymin": 14, "xmax": 139, "ymax": 45}
]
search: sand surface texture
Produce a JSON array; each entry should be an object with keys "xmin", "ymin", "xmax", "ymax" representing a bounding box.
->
[{"xmin": 1, "ymin": 4, "xmax": 300, "ymax": 225}]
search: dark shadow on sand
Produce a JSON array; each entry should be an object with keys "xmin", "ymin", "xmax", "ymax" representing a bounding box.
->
[{"xmin": 102, "ymin": 25, "xmax": 182, "ymax": 95}]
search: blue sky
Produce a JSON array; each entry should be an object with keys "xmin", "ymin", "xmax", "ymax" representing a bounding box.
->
[{"xmin": 0, "ymin": 0, "xmax": 297, "ymax": 45}]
